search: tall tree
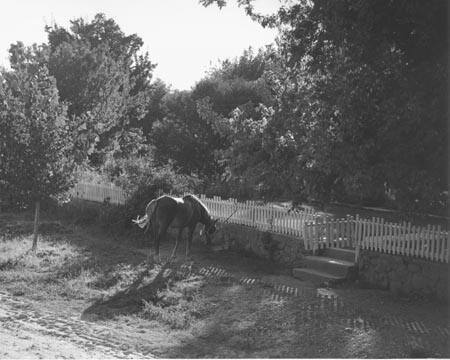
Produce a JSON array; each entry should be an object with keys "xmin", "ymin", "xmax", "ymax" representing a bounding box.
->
[
  {"xmin": 202, "ymin": 0, "xmax": 448, "ymax": 213},
  {"xmin": 45, "ymin": 14, "xmax": 156, "ymax": 164},
  {"xmin": 0, "ymin": 44, "xmax": 75, "ymax": 249}
]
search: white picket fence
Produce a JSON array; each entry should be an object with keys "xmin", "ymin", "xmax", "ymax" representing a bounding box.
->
[
  {"xmin": 69, "ymin": 182, "xmax": 449, "ymax": 263},
  {"xmin": 70, "ymin": 182, "xmax": 127, "ymax": 205},
  {"xmin": 355, "ymin": 216, "xmax": 448, "ymax": 263},
  {"xmin": 198, "ymin": 194, "xmax": 318, "ymax": 237},
  {"xmin": 303, "ymin": 215, "xmax": 448, "ymax": 263},
  {"xmin": 303, "ymin": 216, "xmax": 355, "ymax": 251}
]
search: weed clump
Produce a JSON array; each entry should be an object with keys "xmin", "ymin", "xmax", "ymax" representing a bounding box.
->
[{"xmin": 140, "ymin": 272, "xmax": 212, "ymax": 329}]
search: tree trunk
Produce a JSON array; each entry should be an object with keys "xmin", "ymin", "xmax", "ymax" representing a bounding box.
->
[{"xmin": 32, "ymin": 200, "xmax": 40, "ymax": 251}]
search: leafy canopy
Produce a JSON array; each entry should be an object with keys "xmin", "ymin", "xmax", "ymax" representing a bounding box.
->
[{"xmin": 0, "ymin": 43, "xmax": 75, "ymax": 207}]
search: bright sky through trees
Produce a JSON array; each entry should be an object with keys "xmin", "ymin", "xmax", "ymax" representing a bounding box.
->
[{"xmin": 0, "ymin": 0, "xmax": 279, "ymax": 90}]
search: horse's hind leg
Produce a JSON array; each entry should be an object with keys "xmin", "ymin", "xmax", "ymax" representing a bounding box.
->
[
  {"xmin": 154, "ymin": 228, "xmax": 162, "ymax": 264},
  {"xmin": 169, "ymin": 228, "xmax": 184, "ymax": 262},
  {"xmin": 185, "ymin": 226, "xmax": 195, "ymax": 259},
  {"xmin": 154, "ymin": 220, "xmax": 171, "ymax": 263},
  {"xmin": 147, "ymin": 223, "xmax": 158, "ymax": 265}
]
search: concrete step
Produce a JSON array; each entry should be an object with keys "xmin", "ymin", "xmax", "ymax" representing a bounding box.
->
[
  {"xmin": 302, "ymin": 256, "xmax": 355, "ymax": 278},
  {"xmin": 292, "ymin": 267, "xmax": 346, "ymax": 286},
  {"xmin": 321, "ymin": 248, "xmax": 356, "ymax": 262}
]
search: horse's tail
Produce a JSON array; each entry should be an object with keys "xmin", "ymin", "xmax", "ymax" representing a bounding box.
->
[
  {"xmin": 145, "ymin": 199, "xmax": 159, "ymax": 233},
  {"xmin": 132, "ymin": 214, "xmax": 149, "ymax": 230},
  {"xmin": 133, "ymin": 198, "xmax": 159, "ymax": 233}
]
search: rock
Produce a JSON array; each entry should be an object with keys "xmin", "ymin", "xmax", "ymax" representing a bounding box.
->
[
  {"xmin": 379, "ymin": 276, "xmax": 389, "ymax": 289},
  {"xmin": 436, "ymin": 282, "xmax": 448, "ymax": 302},
  {"xmin": 389, "ymin": 280, "xmax": 403, "ymax": 296},
  {"xmin": 407, "ymin": 263, "xmax": 421, "ymax": 273},
  {"xmin": 389, "ymin": 271, "xmax": 402, "ymax": 285},
  {"xmin": 403, "ymin": 279, "xmax": 413, "ymax": 294},
  {"xmin": 411, "ymin": 274, "xmax": 427, "ymax": 291}
]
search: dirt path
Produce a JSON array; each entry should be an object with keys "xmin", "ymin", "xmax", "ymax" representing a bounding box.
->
[
  {"xmin": 0, "ymin": 291, "xmax": 154, "ymax": 359},
  {"xmin": 1, "ymin": 259, "xmax": 448, "ymax": 358}
]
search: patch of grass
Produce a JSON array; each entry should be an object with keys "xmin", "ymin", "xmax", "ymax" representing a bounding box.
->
[
  {"xmin": 0, "ymin": 213, "xmax": 143, "ymax": 303},
  {"xmin": 0, "ymin": 237, "xmax": 31, "ymax": 270},
  {"xmin": 140, "ymin": 272, "xmax": 213, "ymax": 330},
  {"xmin": 0, "ymin": 217, "xmax": 71, "ymax": 241}
]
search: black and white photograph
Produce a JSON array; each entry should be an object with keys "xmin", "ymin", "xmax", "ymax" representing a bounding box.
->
[{"xmin": 0, "ymin": 0, "xmax": 448, "ymax": 358}]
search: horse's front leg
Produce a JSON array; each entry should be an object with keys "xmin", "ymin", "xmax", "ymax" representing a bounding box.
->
[
  {"xmin": 152, "ymin": 224, "xmax": 166, "ymax": 265},
  {"xmin": 169, "ymin": 228, "xmax": 183, "ymax": 262},
  {"xmin": 147, "ymin": 224, "xmax": 159, "ymax": 265},
  {"xmin": 186, "ymin": 226, "xmax": 195, "ymax": 259}
]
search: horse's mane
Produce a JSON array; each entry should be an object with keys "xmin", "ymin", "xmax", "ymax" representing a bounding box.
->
[{"xmin": 183, "ymin": 194, "xmax": 211, "ymax": 219}]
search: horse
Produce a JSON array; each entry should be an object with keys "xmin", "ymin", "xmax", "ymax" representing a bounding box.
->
[{"xmin": 132, "ymin": 194, "xmax": 218, "ymax": 263}]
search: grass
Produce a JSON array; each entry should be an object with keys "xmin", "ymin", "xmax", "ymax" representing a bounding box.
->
[{"xmin": 0, "ymin": 209, "xmax": 448, "ymax": 358}]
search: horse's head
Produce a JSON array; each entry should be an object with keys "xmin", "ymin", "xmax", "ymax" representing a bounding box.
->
[
  {"xmin": 205, "ymin": 218, "xmax": 219, "ymax": 236},
  {"xmin": 201, "ymin": 218, "xmax": 218, "ymax": 241}
]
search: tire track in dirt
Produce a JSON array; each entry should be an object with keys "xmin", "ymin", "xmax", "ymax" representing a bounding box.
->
[
  {"xmin": 0, "ymin": 292, "xmax": 154, "ymax": 359},
  {"xmin": 185, "ymin": 264, "xmax": 449, "ymax": 352}
]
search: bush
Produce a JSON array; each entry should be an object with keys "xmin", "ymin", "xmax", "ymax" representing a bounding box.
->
[
  {"xmin": 49, "ymin": 156, "xmax": 201, "ymax": 235},
  {"xmin": 58, "ymin": 200, "xmax": 101, "ymax": 225},
  {"xmin": 102, "ymin": 155, "xmax": 201, "ymax": 222},
  {"xmin": 103, "ymin": 155, "xmax": 200, "ymax": 193}
]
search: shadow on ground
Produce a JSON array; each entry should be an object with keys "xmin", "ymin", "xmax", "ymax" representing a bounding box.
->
[{"xmin": 81, "ymin": 261, "xmax": 176, "ymax": 320}]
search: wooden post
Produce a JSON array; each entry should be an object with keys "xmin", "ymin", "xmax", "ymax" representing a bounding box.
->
[
  {"xmin": 438, "ymin": 228, "xmax": 443, "ymax": 262},
  {"xmin": 444, "ymin": 230, "xmax": 448, "ymax": 263},
  {"xmin": 410, "ymin": 225, "xmax": 416, "ymax": 257},
  {"xmin": 425, "ymin": 225, "xmax": 431, "ymax": 260},
  {"xmin": 405, "ymin": 222, "xmax": 411, "ymax": 256},
  {"xmin": 380, "ymin": 218, "xmax": 385, "ymax": 253},
  {"xmin": 437, "ymin": 226, "xmax": 443, "ymax": 262},
  {"xmin": 430, "ymin": 225, "xmax": 436, "ymax": 261},
  {"xmin": 31, "ymin": 200, "xmax": 40, "ymax": 251},
  {"xmin": 356, "ymin": 216, "xmax": 360, "ymax": 250},
  {"xmin": 354, "ymin": 215, "xmax": 361, "ymax": 263},
  {"xmin": 270, "ymin": 206, "xmax": 274, "ymax": 232}
]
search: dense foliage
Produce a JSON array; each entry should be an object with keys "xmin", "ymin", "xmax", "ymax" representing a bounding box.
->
[
  {"xmin": 45, "ymin": 14, "xmax": 154, "ymax": 164},
  {"xmin": 1, "ymin": 4, "xmax": 447, "ymax": 217},
  {"xmin": 0, "ymin": 44, "xmax": 75, "ymax": 208},
  {"xmin": 201, "ymin": 0, "xmax": 448, "ymax": 214}
]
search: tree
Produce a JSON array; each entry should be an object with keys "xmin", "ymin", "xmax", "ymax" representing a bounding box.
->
[
  {"xmin": 0, "ymin": 44, "xmax": 75, "ymax": 250},
  {"xmin": 202, "ymin": 0, "xmax": 448, "ymax": 214},
  {"xmin": 272, "ymin": 0, "xmax": 448, "ymax": 212},
  {"xmin": 192, "ymin": 48, "xmax": 276, "ymax": 197},
  {"xmin": 45, "ymin": 13, "xmax": 156, "ymax": 164},
  {"xmin": 150, "ymin": 90, "xmax": 220, "ymax": 181}
]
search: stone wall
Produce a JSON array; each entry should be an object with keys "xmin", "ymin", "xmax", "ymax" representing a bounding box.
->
[
  {"xmin": 358, "ymin": 250, "xmax": 449, "ymax": 302},
  {"xmin": 200, "ymin": 223, "xmax": 307, "ymax": 267}
]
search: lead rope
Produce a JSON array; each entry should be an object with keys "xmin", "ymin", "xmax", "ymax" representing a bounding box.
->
[{"xmin": 222, "ymin": 206, "xmax": 239, "ymax": 224}]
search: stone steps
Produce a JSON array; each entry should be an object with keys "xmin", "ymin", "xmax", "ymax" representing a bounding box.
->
[
  {"xmin": 322, "ymin": 247, "xmax": 356, "ymax": 263},
  {"xmin": 302, "ymin": 256, "xmax": 355, "ymax": 277},
  {"xmin": 293, "ymin": 248, "xmax": 356, "ymax": 286},
  {"xmin": 292, "ymin": 267, "xmax": 346, "ymax": 285}
]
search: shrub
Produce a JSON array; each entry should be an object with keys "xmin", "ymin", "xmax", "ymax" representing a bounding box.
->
[{"xmin": 102, "ymin": 155, "xmax": 201, "ymax": 224}]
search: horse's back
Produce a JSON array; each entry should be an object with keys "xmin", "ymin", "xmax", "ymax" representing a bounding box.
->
[
  {"xmin": 158, "ymin": 195, "xmax": 184, "ymax": 206},
  {"xmin": 151, "ymin": 195, "xmax": 192, "ymax": 228}
]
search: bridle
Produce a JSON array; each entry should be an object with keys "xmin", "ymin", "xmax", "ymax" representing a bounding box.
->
[{"xmin": 203, "ymin": 206, "xmax": 238, "ymax": 236}]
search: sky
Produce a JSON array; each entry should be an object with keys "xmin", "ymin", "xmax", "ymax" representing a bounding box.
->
[{"xmin": 0, "ymin": 0, "xmax": 280, "ymax": 90}]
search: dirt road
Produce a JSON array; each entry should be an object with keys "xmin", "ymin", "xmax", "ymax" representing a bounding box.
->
[{"xmin": 0, "ymin": 291, "xmax": 153, "ymax": 359}]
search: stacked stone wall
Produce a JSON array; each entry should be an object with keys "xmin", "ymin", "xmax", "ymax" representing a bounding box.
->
[
  {"xmin": 358, "ymin": 250, "xmax": 448, "ymax": 302},
  {"xmin": 192, "ymin": 223, "xmax": 307, "ymax": 267}
]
